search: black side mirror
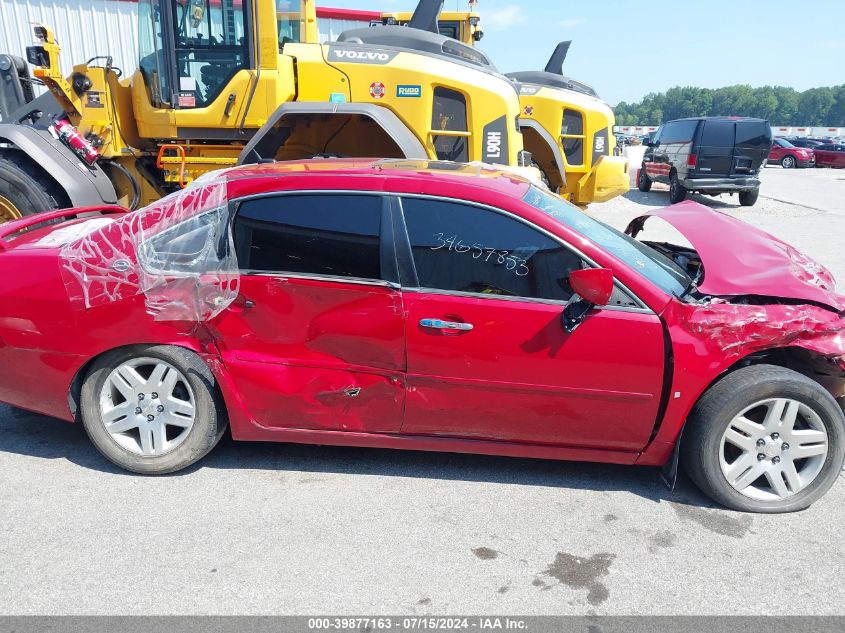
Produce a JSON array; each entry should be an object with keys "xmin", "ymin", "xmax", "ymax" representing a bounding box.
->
[
  {"xmin": 563, "ymin": 296, "xmax": 593, "ymax": 333},
  {"xmin": 562, "ymin": 268, "xmax": 614, "ymax": 333}
]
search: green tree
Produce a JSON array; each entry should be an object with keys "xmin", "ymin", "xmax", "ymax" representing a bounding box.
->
[{"xmin": 612, "ymin": 85, "xmax": 845, "ymax": 126}]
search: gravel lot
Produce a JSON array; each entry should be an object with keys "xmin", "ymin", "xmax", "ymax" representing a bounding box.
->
[{"xmin": 1, "ymin": 166, "xmax": 843, "ymax": 616}]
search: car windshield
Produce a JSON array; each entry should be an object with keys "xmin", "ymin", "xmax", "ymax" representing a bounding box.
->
[
  {"xmin": 523, "ymin": 186, "xmax": 691, "ymax": 297},
  {"xmin": 778, "ymin": 138, "xmax": 795, "ymax": 147}
]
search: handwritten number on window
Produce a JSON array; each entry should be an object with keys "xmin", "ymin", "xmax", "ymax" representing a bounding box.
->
[{"xmin": 430, "ymin": 233, "xmax": 530, "ymax": 277}]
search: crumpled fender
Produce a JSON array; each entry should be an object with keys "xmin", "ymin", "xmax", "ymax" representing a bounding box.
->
[{"xmin": 637, "ymin": 297, "xmax": 845, "ymax": 466}]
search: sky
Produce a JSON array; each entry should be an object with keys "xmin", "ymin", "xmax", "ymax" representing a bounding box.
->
[{"xmin": 324, "ymin": 0, "xmax": 845, "ymax": 105}]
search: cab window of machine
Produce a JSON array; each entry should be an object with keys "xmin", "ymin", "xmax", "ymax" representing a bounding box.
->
[
  {"xmin": 171, "ymin": 0, "xmax": 249, "ymax": 108},
  {"xmin": 431, "ymin": 88, "xmax": 469, "ymax": 162},
  {"xmin": 561, "ymin": 109, "xmax": 584, "ymax": 165},
  {"xmin": 277, "ymin": 0, "xmax": 302, "ymax": 46},
  {"xmin": 139, "ymin": 0, "xmax": 169, "ymax": 105},
  {"xmin": 437, "ymin": 21, "xmax": 460, "ymax": 40}
]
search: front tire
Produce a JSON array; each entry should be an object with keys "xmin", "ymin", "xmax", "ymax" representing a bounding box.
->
[
  {"xmin": 669, "ymin": 173, "xmax": 687, "ymax": 204},
  {"xmin": 637, "ymin": 167, "xmax": 652, "ymax": 192},
  {"xmin": 80, "ymin": 345, "xmax": 227, "ymax": 474},
  {"xmin": 781, "ymin": 155, "xmax": 796, "ymax": 169},
  {"xmin": 681, "ymin": 365, "xmax": 845, "ymax": 513},
  {"xmin": 738, "ymin": 188, "xmax": 759, "ymax": 206}
]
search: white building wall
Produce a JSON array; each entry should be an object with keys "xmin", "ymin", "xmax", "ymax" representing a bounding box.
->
[
  {"xmin": 0, "ymin": 0, "xmax": 139, "ymax": 79},
  {"xmin": 0, "ymin": 1, "xmax": 369, "ymax": 78},
  {"xmin": 317, "ymin": 17, "xmax": 372, "ymax": 43}
]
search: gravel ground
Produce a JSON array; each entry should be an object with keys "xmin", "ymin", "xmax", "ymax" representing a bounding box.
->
[{"xmin": 0, "ymin": 166, "xmax": 843, "ymax": 617}]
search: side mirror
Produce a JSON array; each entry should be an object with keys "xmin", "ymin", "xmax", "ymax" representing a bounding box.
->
[{"xmin": 562, "ymin": 268, "xmax": 614, "ymax": 333}]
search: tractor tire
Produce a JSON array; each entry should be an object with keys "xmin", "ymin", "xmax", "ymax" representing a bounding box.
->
[
  {"xmin": 0, "ymin": 153, "xmax": 65, "ymax": 223},
  {"xmin": 531, "ymin": 160, "xmax": 553, "ymax": 191}
]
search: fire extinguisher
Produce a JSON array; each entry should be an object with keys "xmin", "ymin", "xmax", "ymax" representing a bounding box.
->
[{"xmin": 51, "ymin": 117, "xmax": 100, "ymax": 165}]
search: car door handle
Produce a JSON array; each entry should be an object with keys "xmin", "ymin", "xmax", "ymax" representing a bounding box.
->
[{"xmin": 419, "ymin": 318, "xmax": 473, "ymax": 331}]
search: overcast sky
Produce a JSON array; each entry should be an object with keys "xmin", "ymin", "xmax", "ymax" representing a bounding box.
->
[{"xmin": 327, "ymin": 0, "xmax": 845, "ymax": 104}]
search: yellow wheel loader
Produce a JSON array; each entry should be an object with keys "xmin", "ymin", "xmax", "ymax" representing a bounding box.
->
[
  {"xmin": 507, "ymin": 41, "xmax": 629, "ymax": 204},
  {"xmin": 380, "ymin": 9, "xmax": 484, "ymax": 46},
  {"xmin": 378, "ymin": 7, "xmax": 629, "ymax": 204},
  {"xmin": 0, "ymin": 0, "xmax": 540, "ymax": 220}
]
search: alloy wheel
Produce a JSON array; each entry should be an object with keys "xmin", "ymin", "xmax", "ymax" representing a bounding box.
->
[
  {"xmin": 782, "ymin": 156, "xmax": 795, "ymax": 168},
  {"xmin": 98, "ymin": 357, "xmax": 197, "ymax": 456},
  {"xmin": 719, "ymin": 397, "xmax": 828, "ymax": 501}
]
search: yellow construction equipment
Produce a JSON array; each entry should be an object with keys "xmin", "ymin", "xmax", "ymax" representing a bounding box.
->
[
  {"xmin": 378, "ymin": 7, "xmax": 629, "ymax": 204},
  {"xmin": 380, "ymin": 9, "xmax": 483, "ymax": 46},
  {"xmin": 0, "ymin": 0, "xmax": 541, "ymax": 219},
  {"xmin": 507, "ymin": 41, "xmax": 629, "ymax": 204}
]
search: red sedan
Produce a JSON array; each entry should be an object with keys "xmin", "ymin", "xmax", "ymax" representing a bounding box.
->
[
  {"xmin": 813, "ymin": 143, "xmax": 845, "ymax": 168},
  {"xmin": 1, "ymin": 159, "xmax": 843, "ymax": 513},
  {"xmin": 767, "ymin": 138, "xmax": 814, "ymax": 168}
]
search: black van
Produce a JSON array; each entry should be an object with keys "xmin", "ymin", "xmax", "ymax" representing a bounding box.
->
[{"xmin": 637, "ymin": 117, "xmax": 772, "ymax": 206}]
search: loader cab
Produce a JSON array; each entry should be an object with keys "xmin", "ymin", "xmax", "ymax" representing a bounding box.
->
[
  {"xmin": 133, "ymin": 0, "xmax": 304, "ymax": 139},
  {"xmin": 380, "ymin": 11, "xmax": 483, "ymax": 46},
  {"xmin": 505, "ymin": 42, "xmax": 629, "ymax": 204},
  {"xmin": 138, "ymin": 0, "xmax": 252, "ymax": 109}
]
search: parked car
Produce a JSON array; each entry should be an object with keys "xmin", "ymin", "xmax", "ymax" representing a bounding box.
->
[
  {"xmin": 785, "ymin": 137, "xmax": 827, "ymax": 149},
  {"xmin": 767, "ymin": 138, "xmax": 815, "ymax": 168},
  {"xmin": 813, "ymin": 143, "xmax": 845, "ymax": 168},
  {"xmin": 0, "ymin": 159, "xmax": 843, "ymax": 513},
  {"xmin": 638, "ymin": 117, "xmax": 772, "ymax": 206}
]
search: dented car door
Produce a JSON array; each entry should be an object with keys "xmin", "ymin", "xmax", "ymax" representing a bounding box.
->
[
  {"xmin": 209, "ymin": 192, "xmax": 406, "ymax": 433},
  {"xmin": 396, "ymin": 195, "xmax": 666, "ymax": 450}
]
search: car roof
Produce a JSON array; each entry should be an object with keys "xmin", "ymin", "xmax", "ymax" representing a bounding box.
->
[
  {"xmin": 220, "ymin": 159, "xmax": 535, "ymax": 200},
  {"xmin": 665, "ymin": 116, "xmax": 769, "ymax": 123}
]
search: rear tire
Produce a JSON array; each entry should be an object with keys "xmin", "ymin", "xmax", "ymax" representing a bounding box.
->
[
  {"xmin": 681, "ymin": 365, "xmax": 845, "ymax": 513},
  {"xmin": 738, "ymin": 188, "xmax": 759, "ymax": 207},
  {"xmin": 0, "ymin": 153, "xmax": 65, "ymax": 223},
  {"xmin": 637, "ymin": 167, "xmax": 652, "ymax": 192},
  {"xmin": 80, "ymin": 345, "xmax": 227, "ymax": 474},
  {"xmin": 781, "ymin": 155, "xmax": 796, "ymax": 169},
  {"xmin": 669, "ymin": 173, "xmax": 686, "ymax": 204}
]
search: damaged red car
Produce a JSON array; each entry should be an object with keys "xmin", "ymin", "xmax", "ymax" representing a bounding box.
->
[{"xmin": 0, "ymin": 159, "xmax": 842, "ymax": 513}]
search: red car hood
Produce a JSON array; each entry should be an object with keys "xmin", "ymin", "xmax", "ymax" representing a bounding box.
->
[{"xmin": 626, "ymin": 201, "xmax": 845, "ymax": 312}]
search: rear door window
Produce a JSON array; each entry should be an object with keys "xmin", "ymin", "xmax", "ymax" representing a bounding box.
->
[
  {"xmin": 234, "ymin": 194, "xmax": 384, "ymax": 280},
  {"xmin": 700, "ymin": 121, "xmax": 736, "ymax": 148},
  {"xmin": 736, "ymin": 122, "xmax": 771, "ymax": 149}
]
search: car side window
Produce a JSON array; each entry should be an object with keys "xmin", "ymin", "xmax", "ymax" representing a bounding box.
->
[
  {"xmin": 402, "ymin": 197, "xmax": 604, "ymax": 303},
  {"xmin": 234, "ymin": 194, "xmax": 383, "ymax": 280},
  {"xmin": 660, "ymin": 120, "xmax": 698, "ymax": 144}
]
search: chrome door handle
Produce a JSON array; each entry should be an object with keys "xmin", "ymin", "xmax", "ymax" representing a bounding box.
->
[{"xmin": 419, "ymin": 318, "xmax": 473, "ymax": 331}]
